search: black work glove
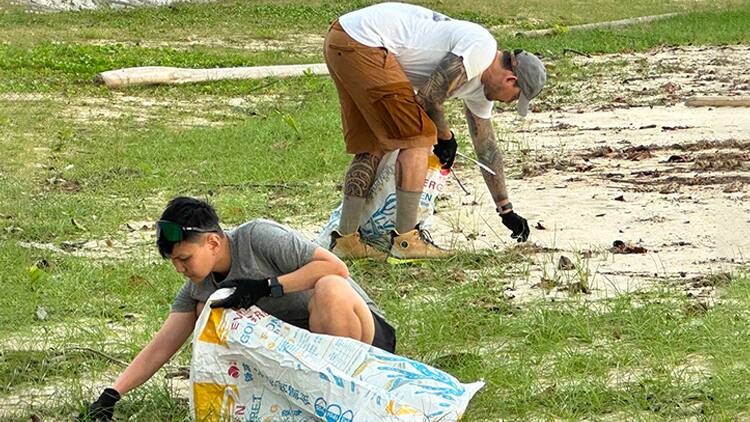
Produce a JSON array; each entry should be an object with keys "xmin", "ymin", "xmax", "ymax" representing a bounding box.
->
[
  {"xmin": 501, "ymin": 211, "xmax": 530, "ymax": 242},
  {"xmin": 433, "ymin": 131, "xmax": 457, "ymax": 169},
  {"xmin": 78, "ymin": 388, "xmax": 120, "ymax": 421},
  {"xmin": 210, "ymin": 278, "xmax": 272, "ymax": 309}
]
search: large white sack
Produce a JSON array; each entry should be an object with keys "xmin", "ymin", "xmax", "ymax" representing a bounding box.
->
[
  {"xmin": 190, "ymin": 289, "xmax": 483, "ymax": 421},
  {"xmin": 315, "ymin": 152, "xmax": 449, "ymax": 251}
]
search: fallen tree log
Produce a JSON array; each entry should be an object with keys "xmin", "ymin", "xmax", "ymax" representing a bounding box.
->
[
  {"xmin": 507, "ymin": 12, "xmax": 683, "ymax": 37},
  {"xmin": 94, "ymin": 63, "xmax": 329, "ymax": 89},
  {"xmin": 685, "ymin": 96, "xmax": 750, "ymax": 107}
]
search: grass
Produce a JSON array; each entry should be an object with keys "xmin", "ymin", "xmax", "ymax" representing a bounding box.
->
[
  {"xmin": 4, "ymin": 253, "xmax": 750, "ymax": 419},
  {"xmin": 369, "ymin": 265, "xmax": 750, "ymax": 419},
  {"xmin": 2, "ymin": 0, "xmax": 743, "ymax": 46},
  {"xmin": 500, "ymin": 5, "xmax": 750, "ymax": 55},
  {"xmin": 1, "ymin": 0, "xmax": 749, "ymax": 420},
  {"xmin": 1, "ymin": 2, "xmax": 749, "ymax": 93}
]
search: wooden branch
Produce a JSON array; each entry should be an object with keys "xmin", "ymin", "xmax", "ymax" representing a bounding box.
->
[
  {"xmin": 94, "ymin": 63, "xmax": 329, "ymax": 89},
  {"xmin": 562, "ymin": 48, "xmax": 592, "ymax": 58},
  {"xmin": 197, "ymin": 181, "xmax": 303, "ymax": 189},
  {"xmin": 63, "ymin": 346, "xmax": 129, "ymax": 367},
  {"xmin": 685, "ymin": 96, "xmax": 750, "ymax": 107},
  {"xmin": 507, "ymin": 13, "xmax": 683, "ymax": 37}
]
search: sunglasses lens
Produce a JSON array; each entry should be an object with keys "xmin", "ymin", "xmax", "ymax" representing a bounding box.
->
[{"xmin": 157, "ymin": 221, "xmax": 183, "ymax": 242}]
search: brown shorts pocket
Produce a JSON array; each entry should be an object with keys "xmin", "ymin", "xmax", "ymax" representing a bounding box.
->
[
  {"xmin": 369, "ymin": 82, "xmax": 428, "ymax": 139},
  {"xmin": 326, "ymin": 42, "xmax": 356, "ymax": 52}
]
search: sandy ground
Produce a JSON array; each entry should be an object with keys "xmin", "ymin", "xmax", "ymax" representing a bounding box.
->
[
  {"xmin": 0, "ymin": 92, "xmax": 287, "ymax": 128},
  {"xmin": 84, "ymin": 34, "xmax": 325, "ymax": 52},
  {"xmin": 425, "ymin": 46, "xmax": 750, "ymax": 303},
  {"xmin": 432, "ymin": 105, "xmax": 749, "ymax": 302}
]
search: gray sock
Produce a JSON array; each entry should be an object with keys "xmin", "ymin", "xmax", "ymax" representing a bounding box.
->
[
  {"xmin": 396, "ymin": 189, "xmax": 421, "ymax": 234},
  {"xmin": 339, "ymin": 195, "xmax": 366, "ymax": 235}
]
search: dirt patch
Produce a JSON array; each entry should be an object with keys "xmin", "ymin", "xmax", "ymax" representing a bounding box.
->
[
  {"xmin": 85, "ymin": 33, "xmax": 325, "ymax": 54},
  {"xmin": 534, "ymin": 45, "xmax": 750, "ymax": 113},
  {"xmin": 0, "ymin": 92, "xmax": 284, "ymax": 128}
]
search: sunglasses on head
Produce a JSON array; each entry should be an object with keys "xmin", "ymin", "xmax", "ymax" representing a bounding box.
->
[
  {"xmin": 509, "ymin": 49, "xmax": 524, "ymax": 73},
  {"xmin": 156, "ymin": 220, "xmax": 217, "ymax": 242}
]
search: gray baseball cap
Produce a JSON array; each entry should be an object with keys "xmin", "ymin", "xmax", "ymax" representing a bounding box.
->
[{"xmin": 513, "ymin": 51, "xmax": 547, "ymax": 117}]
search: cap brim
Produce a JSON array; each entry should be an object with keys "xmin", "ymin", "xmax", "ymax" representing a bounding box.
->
[{"xmin": 517, "ymin": 92, "xmax": 530, "ymax": 117}]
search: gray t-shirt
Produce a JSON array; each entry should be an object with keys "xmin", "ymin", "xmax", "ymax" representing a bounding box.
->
[{"xmin": 171, "ymin": 219, "xmax": 382, "ymax": 329}]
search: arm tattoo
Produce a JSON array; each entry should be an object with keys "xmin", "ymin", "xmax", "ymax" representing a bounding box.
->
[
  {"xmin": 416, "ymin": 53, "xmax": 468, "ymax": 138},
  {"xmin": 464, "ymin": 105, "xmax": 509, "ymax": 204},
  {"xmin": 343, "ymin": 153, "xmax": 381, "ymax": 198}
]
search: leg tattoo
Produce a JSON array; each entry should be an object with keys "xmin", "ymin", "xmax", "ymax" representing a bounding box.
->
[{"xmin": 344, "ymin": 153, "xmax": 381, "ymax": 198}]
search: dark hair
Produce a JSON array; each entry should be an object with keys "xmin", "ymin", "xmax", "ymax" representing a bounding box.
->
[
  {"xmin": 157, "ymin": 196, "xmax": 223, "ymax": 258},
  {"xmin": 501, "ymin": 49, "xmax": 525, "ymax": 71}
]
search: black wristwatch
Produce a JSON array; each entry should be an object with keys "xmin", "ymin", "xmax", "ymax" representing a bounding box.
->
[
  {"xmin": 268, "ymin": 277, "xmax": 284, "ymax": 298},
  {"xmin": 496, "ymin": 202, "xmax": 513, "ymax": 214}
]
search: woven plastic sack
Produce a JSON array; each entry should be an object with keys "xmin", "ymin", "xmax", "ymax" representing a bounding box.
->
[
  {"xmin": 190, "ymin": 289, "xmax": 483, "ymax": 421},
  {"xmin": 315, "ymin": 152, "xmax": 449, "ymax": 251}
]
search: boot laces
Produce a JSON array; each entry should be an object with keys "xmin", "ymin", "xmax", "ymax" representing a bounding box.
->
[{"xmin": 417, "ymin": 226, "xmax": 438, "ymax": 247}]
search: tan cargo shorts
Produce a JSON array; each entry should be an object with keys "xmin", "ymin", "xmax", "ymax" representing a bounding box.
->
[{"xmin": 324, "ymin": 20, "xmax": 437, "ymax": 156}]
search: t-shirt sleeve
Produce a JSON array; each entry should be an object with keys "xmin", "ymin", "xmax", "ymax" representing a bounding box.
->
[
  {"xmin": 464, "ymin": 96, "xmax": 494, "ymax": 120},
  {"xmin": 171, "ymin": 280, "xmax": 197, "ymax": 313},
  {"xmin": 450, "ymin": 24, "xmax": 497, "ymax": 81},
  {"xmin": 250, "ymin": 222, "xmax": 318, "ymax": 275}
]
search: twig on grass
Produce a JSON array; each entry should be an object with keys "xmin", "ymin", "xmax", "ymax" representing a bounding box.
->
[
  {"xmin": 451, "ymin": 171, "xmax": 471, "ymax": 195},
  {"xmin": 246, "ymin": 79, "xmax": 279, "ymax": 94},
  {"xmin": 163, "ymin": 366, "xmax": 190, "ymax": 379},
  {"xmin": 562, "ymin": 48, "xmax": 592, "ymax": 58},
  {"xmin": 198, "ymin": 181, "xmax": 303, "ymax": 190},
  {"xmin": 61, "ymin": 346, "xmax": 129, "ymax": 367},
  {"xmin": 479, "ymin": 212, "xmax": 503, "ymax": 240}
]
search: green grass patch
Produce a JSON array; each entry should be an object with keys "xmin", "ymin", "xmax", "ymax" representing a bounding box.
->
[
  {"xmin": 503, "ymin": 4, "xmax": 750, "ymax": 55},
  {"xmin": 0, "ymin": 42, "xmax": 320, "ymax": 93},
  {"xmin": 1, "ymin": 0, "xmax": 741, "ymax": 46},
  {"xmin": 0, "ymin": 74, "xmax": 346, "ymax": 241},
  {"xmin": 367, "ymin": 270, "xmax": 750, "ymax": 419}
]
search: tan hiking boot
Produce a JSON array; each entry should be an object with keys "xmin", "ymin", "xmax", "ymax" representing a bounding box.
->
[
  {"xmin": 389, "ymin": 225, "xmax": 450, "ymax": 259},
  {"xmin": 330, "ymin": 230, "xmax": 387, "ymax": 260}
]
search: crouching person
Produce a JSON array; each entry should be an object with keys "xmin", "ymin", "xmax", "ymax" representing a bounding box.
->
[{"xmin": 79, "ymin": 196, "xmax": 396, "ymax": 420}]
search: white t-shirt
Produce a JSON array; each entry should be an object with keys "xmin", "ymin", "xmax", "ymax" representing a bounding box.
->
[{"xmin": 339, "ymin": 2, "xmax": 496, "ymax": 119}]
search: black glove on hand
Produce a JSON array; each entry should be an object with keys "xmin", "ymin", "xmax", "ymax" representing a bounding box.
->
[
  {"xmin": 78, "ymin": 388, "xmax": 120, "ymax": 421},
  {"xmin": 501, "ymin": 211, "xmax": 530, "ymax": 242},
  {"xmin": 210, "ymin": 278, "xmax": 272, "ymax": 309},
  {"xmin": 433, "ymin": 131, "xmax": 457, "ymax": 169}
]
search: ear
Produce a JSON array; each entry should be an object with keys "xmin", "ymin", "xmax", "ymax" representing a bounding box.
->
[
  {"xmin": 504, "ymin": 74, "xmax": 518, "ymax": 85},
  {"xmin": 205, "ymin": 232, "xmax": 222, "ymax": 253}
]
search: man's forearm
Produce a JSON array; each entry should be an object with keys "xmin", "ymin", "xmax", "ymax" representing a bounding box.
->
[
  {"xmin": 418, "ymin": 98, "xmax": 451, "ymax": 139},
  {"xmin": 464, "ymin": 106, "xmax": 509, "ymax": 206}
]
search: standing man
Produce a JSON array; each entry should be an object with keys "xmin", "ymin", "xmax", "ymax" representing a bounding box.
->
[
  {"xmin": 79, "ymin": 197, "xmax": 395, "ymax": 420},
  {"xmin": 325, "ymin": 2, "xmax": 546, "ymax": 260}
]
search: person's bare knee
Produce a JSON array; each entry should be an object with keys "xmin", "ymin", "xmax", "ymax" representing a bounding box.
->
[
  {"xmin": 396, "ymin": 147, "xmax": 430, "ymax": 191},
  {"xmin": 308, "ymin": 276, "xmax": 375, "ymax": 344}
]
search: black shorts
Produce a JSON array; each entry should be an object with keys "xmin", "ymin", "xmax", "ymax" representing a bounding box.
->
[{"xmin": 371, "ymin": 311, "xmax": 397, "ymax": 353}]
